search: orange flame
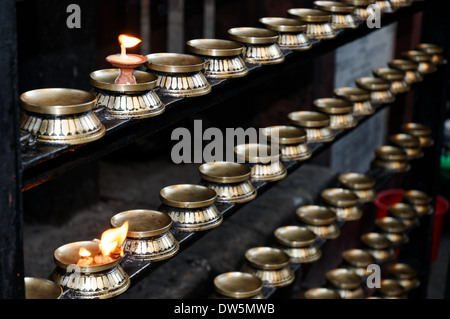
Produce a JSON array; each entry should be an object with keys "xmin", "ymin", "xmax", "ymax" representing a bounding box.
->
[
  {"xmin": 99, "ymin": 221, "xmax": 129, "ymax": 257},
  {"xmin": 78, "ymin": 247, "xmax": 91, "ymax": 257},
  {"xmin": 118, "ymin": 35, "xmax": 141, "ymax": 56}
]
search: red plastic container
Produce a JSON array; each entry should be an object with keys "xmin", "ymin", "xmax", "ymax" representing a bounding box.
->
[{"xmin": 374, "ymin": 189, "xmax": 449, "ymax": 263}]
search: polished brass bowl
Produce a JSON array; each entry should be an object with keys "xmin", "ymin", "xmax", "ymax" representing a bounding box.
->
[
  {"xmin": 402, "ymin": 50, "xmax": 437, "ymax": 74},
  {"xmin": 288, "ymin": 111, "xmax": 334, "ymax": 143},
  {"xmin": 186, "ymin": 39, "xmax": 248, "ymax": 79},
  {"xmin": 110, "ymin": 209, "xmax": 179, "ymax": 261},
  {"xmin": 403, "ymin": 189, "xmax": 433, "ymax": 215},
  {"xmin": 388, "ymin": 202, "xmax": 419, "ymax": 229},
  {"xmin": 387, "ymin": 263, "xmax": 420, "ymax": 291},
  {"xmin": 389, "ymin": 133, "xmax": 423, "ymax": 160},
  {"xmin": 361, "ymin": 232, "xmax": 395, "ymax": 263},
  {"xmin": 321, "ymin": 188, "xmax": 362, "ymax": 221},
  {"xmin": 342, "ymin": 0, "xmax": 376, "ymax": 19},
  {"xmin": 158, "ymin": 184, "xmax": 222, "ymax": 231},
  {"xmin": 199, "ymin": 161, "xmax": 257, "ymax": 203},
  {"xmin": 90, "ymin": 69, "xmax": 165, "ymax": 119},
  {"xmin": 228, "ymin": 27, "xmax": 284, "ymax": 65},
  {"xmin": 375, "ymin": 0, "xmax": 396, "ymax": 13},
  {"xmin": 50, "ymin": 240, "xmax": 130, "ymax": 299},
  {"xmin": 145, "ymin": 53, "xmax": 211, "ymax": 97},
  {"xmin": 274, "ymin": 225, "xmax": 321, "ymax": 263},
  {"xmin": 234, "ymin": 143, "xmax": 287, "ymax": 182},
  {"xmin": 390, "ymin": 0, "xmax": 413, "ymax": 8},
  {"xmin": 304, "ymin": 287, "xmax": 341, "ymax": 299},
  {"xmin": 401, "ymin": 122, "xmax": 434, "ymax": 147},
  {"xmin": 375, "ymin": 279, "xmax": 407, "ymax": 299},
  {"xmin": 388, "ymin": 59, "xmax": 423, "ymax": 84},
  {"xmin": 295, "ymin": 205, "xmax": 340, "ymax": 239},
  {"xmin": 326, "ymin": 268, "xmax": 364, "ymax": 299},
  {"xmin": 334, "ymin": 87, "xmax": 374, "ymax": 116},
  {"xmin": 213, "ymin": 272, "xmax": 264, "ymax": 299},
  {"xmin": 314, "ymin": 1, "xmax": 358, "ymax": 29},
  {"xmin": 375, "ymin": 216, "xmax": 409, "ymax": 246},
  {"xmin": 355, "ymin": 77, "xmax": 395, "ymax": 104},
  {"xmin": 416, "ymin": 43, "xmax": 447, "ymax": 65},
  {"xmin": 24, "ymin": 277, "xmax": 63, "ymax": 299},
  {"xmin": 338, "ymin": 172, "xmax": 376, "ymax": 203},
  {"xmin": 314, "ymin": 98, "xmax": 357, "ymax": 129},
  {"xmin": 19, "ymin": 88, "xmax": 105, "ymax": 145},
  {"xmin": 287, "ymin": 8, "xmax": 336, "ymax": 39},
  {"xmin": 242, "ymin": 247, "xmax": 295, "ymax": 288},
  {"xmin": 373, "ymin": 67, "xmax": 410, "ymax": 94},
  {"xmin": 371, "ymin": 145, "xmax": 410, "ymax": 172},
  {"xmin": 341, "ymin": 249, "xmax": 376, "ymax": 277},
  {"xmin": 261, "ymin": 126, "xmax": 312, "ymax": 161},
  {"xmin": 259, "ymin": 17, "xmax": 311, "ymax": 51}
]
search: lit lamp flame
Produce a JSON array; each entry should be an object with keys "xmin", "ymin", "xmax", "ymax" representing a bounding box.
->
[
  {"xmin": 99, "ymin": 221, "xmax": 129, "ymax": 257},
  {"xmin": 118, "ymin": 35, "xmax": 142, "ymax": 57},
  {"xmin": 79, "ymin": 247, "xmax": 91, "ymax": 257}
]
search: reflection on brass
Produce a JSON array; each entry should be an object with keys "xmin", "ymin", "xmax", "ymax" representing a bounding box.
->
[
  {"xmin": 402, "ymin": 50, "xmax": 437, "ymax": 74},
  {"xmin": 389, "ymin": 133, "xmax": 423, "ymax": 160},
  {"xmin": 321, "ymin": 188, "xmax": 362, "ymax": 221},
  {"xmin": 387, "ymin": 263, "xmax": 420, "ymax": 291},
  {"xmin": 199, "ymin": 161, "xmax": 257, "ymax": 203},
  {"xmin": 375, "ymin": 0, "xmax": 396, "ymax": 13},
  {"xmin": 388, "ymin": 202, "xmax": 419, "ymax": 229},
  {"xmin": 361, "ymin": 232, "xmax": 395, "ymax": 263},
  {"xmin": 288, "ymin": 111, "xmax": 334, "ymax": 143},
  {"xmin": 234, "ymin": 144, "xmax": 287, "ymax": 182},
  {"xmin": 416, "ymin": 43, "xmax": 447, "ymax": 65},
  {"xmin": 334, "ymin": 87, "xmax": 374, "ymax": 116},
  {"xmin": 314, "ymin": 98, "xmax": 357, "ymax": 129},
  {"xmin": 304, "ymin": 287, "xmax": 341, "ymax": 299},
  {"xmin": 326, "ymin": 268, "xmax": 364, "ymax": 299},
  {"xmin": 373, "ymin": 67, "xmax": 410, "ymax": 94},
  {"xmin": 341, "ymin": 249, "xmax": 376, "ymax": 277},
  {"xmin": 19, "ymin": 88, "xmax": 105, "ymax": 145},
  {"xmin": 403, "ymin": 189, "xmax": 433, "ymax": 215},
  {"xmin": 375, "ymin": 279, "xmax": 407, "ymax": 299},
  {"xmin": 213, "ymin": 272, "xmax": 264, "ymax": 299},
  {"xmin": 314, "ymin": 1, "xmax": 358, "ymax": 29},
  {"xmin": 390, "ymin": 0, "xmax": 413, "ymax": 8},
  {"xmin": 261, "ymin": 126, "xmax": 312, "ymax": 161},
  {"xmin": 186, "ymin": 39, "xmax": 248, "ymax": 79},
  {"xmin": 355, "ymin": 77, "xmax": 395, "ymax": 104},
  {"xmin": 24, "ymin": 277, "xmax": 62, "ymax": 299},
  {"xmin": 287, "ymin": 8, "xmax": 336, "ymax": 39},
  {"xmin": 158, "ymin": 184, "xmax": 222, "ymax": 231},
  {"xmin": 375, "ymin": 216, "xmax": 409, "ymax": 246},
  {"xmin": 338, "ymin": 172, "xmax": 376, "ymax": 203},
  {"xmin": 110, "ymin": 210, "xmax": 179, "ymax": 261},
  {"xmin": 242, "ymin": 247, "xmax": 295, "ymax": 288},
  {"xmin": 145, "ymin": 53, "xmax": 211, "ymax": 97},
  {"xmin": 342, "ymin": 0, "xmax": 376, "ymax": 19},
  {"xmin": 295, "ymin": 205, "xmax": 340, "ymax": 239},
  {"xmin": 259, "ymin": 17, "xmax": 311, "ymax": 51},
  {"xmin": 228, "ymin": 27, "xmax": 284, "ymax": 65},
  {"xmin": 50, "ymin": 241, "xmax": 130, "ymax": 299},
  {"xmin": 90, "ymin": 69, "xmax": 165, "ymax": 119},
  {"xmin": 401, "ymin": 122, "xmax": 434, "ymax": 147},
  {"xmin": 388, "ymin": 59, "xmax": 423, "ymax": 84},
  {"xmin": 274, "ymin": 225, "xmax": 321, "ymax": 263},
  {"xmin": 371, "ymin": 145, "xmax": 410, "ymax": 172}
]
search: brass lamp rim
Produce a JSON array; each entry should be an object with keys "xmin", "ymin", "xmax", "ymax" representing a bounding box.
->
[
  {"xmin": 334, "ymin": 87, "xmax": 371, "ymax": 102},
  {"xmin": 375, "ymin": 145, "xmax": 407, "ymax": 161},
  {"xmin": 89, "ymin": 69, "xmax": 158, "ymax": 92},
  {"xmin": 234, "ymin": 143, "xmax": 281, "ymax": 163},
  {"xmin": 373, "ymin": 68, "xmax": 406, "ymax": 81},
  {"xmin": 110, "ymin": 209, "xmax": 172, "ymax": 238},
  {"xmin": 261, "ymin": 125, "xmax": 307, "ymax": 144},
  {"xmin": 341, "ymin": 0, "xmax": 375, "ymax": 6},
  {"xmin": 145, "ymin": 53, "xmax": 205, "ymax": 73},
  {"xmin": 361, "ymin": 232, "xmax": 393, "ymax": 249},
  {"xmin": 402, "ymin": 50, "xmax": 432, "ymax": 62},
  {"xmin": 288, "ymin": 111, "xmax": 330, "ymax": 128},
  {"xmin": 403, "ymin": 189, "xmax": 432, "ymax": 205},
  {"xmin": 388, "ymin": 59, "xmax": 419, "ymax": 71},
  {"xmin": 287, "ymin": 8, "xmax": 332, "ymax": 23},
  {"xmin": 314, "ymin": 98, "xmax": 354, "ymax": 114},
  {"xmin": 214, "ymin": 272, "xmax": 262, "ymax": 298},
  {"xmin": 326, "ymin": 268, "xmax": 362, "ymax": 289},
  {"xmin": 375, "ymin": 216, "xmax": 407, "ymax": 233},
  {"xmin": 20, "ymin": 88, "xmax": 96, "ymax": 115},
  {"xmin": 401, "ymin": 122, "xmax": 432, "ymax": 137},
  {"xmin": 379, "ymin": 279, "xmax": 406, "ymax": 297},
  {"xmin": 338, "ymin": 173, "xmax": 375, "ymax": 190},
  {"xmin": 186, "ymin": 39, "xmax": 244, "ymax": 57},
  {"xmin": 25, "ymin": 277, "xmax": 63, "ymax": 299},
  {"xmin": 314, "ymin": 1, "xmax": 355, "ymax": 13},
  {"xmin": 342, "ymin": 249, "xmax": 376, "ymax": 267},
  {"xmin": 304, "ymin": 287, "xmax": 341, "ymax": 299},
  {"xmin": 389, "ymin": 133, "xmax": 421, "ymax": 148},
  {"xmin": 274, "ymin": 225, "xmax": 317, "ymax": 248},
  {"xmin": 388, "ymin": 263, "xmax": 417, "ymax": 279},
  {"xmin": 259, "ymin": 17, "xmax": 307, "ymax": 33},
  {"xmin": 159, "ymin": 184, "xmax": 217, "ymax": 208},
  {"xmin": 227, "ymin": 27, "xmax": 279, "ymax": 44},
  {"xmin": 199, "ymin": 161, "xmax": 252, "ymax": 183},
  {"xmin": 296, "ymin": 205, "xmax": 336, "ymax": 225},
  {"xmin": 245, "ymin": 247, "xmax": 291, "ymax": 270},
  {"xmin": 321, "ymin": 188, "xmax": 359, "ymax": 207},
  {"xmin": 356, "ymin": 77, "xmax": 391, "ymax": 91},
  {"xmin": 388, "ymin": 203, "xmax": 417, "ymax": 219},
  {"xmin": 416, "ymin": 43, "xmax": 444, "ymax": 55}
]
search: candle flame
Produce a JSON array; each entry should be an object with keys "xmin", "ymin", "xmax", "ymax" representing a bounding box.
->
[
  {"xmin": 118, "ymin": 35, "xmax": 142, "ymax": 49},
  {"xmin": 99, "ymin": 221, "xmax": 129, "ymax": 257},
  {"xmin": 79, "ymin": 247, "xmax": 91, "ymax": 257}
]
